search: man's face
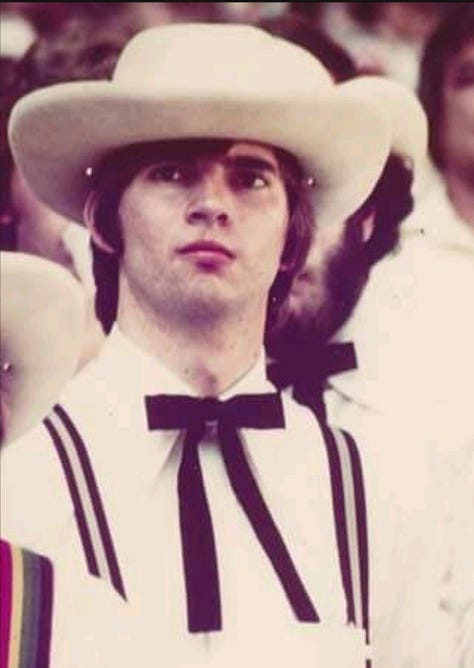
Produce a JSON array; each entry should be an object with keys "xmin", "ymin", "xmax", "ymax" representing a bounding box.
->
[
  {"xmin": 117, "ymin": 140, "xmax": 289, "ymax": 325},
  {"xmin": 441, "ymin": 39, "xmax": 474, "ymax": 177},
  {"xmin": 287, "ymin": 223, "xmax": 344, "ymax": 324},
  {"xmin": 270, "ymin": 217, "xmax": 370, "ymax": 352}
]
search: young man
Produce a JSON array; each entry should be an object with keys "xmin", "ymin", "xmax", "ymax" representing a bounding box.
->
[
  {"xmin": 1, "ymin": 23, "xmax": 433, "ymax": 666},
  {"xmin": 258, "ymin": 15, "xmax": 422, "ymax": 421},
  {"xmin": 322, "ymin": 4, "xmax": 474, "ymax": 433}
]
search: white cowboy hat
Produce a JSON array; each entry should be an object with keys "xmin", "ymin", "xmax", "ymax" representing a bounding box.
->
[
  {"xmin": 0, "ymin": 252, "xmax": 85, "ymax": 444},
  {"xmin": 338, "ymin": 75, "xmax": 428, "ymax": 169},
  {"xmin": 9, "ymin": 22, "xmax": 393, "ymax": 228}
]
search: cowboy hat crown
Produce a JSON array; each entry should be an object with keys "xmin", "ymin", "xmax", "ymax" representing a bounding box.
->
[{"xmin": 9, "ymin": 23, "xmax": 394, "ymax": 226}]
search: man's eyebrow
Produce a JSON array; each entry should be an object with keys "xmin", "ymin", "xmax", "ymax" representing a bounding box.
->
[
  {"xmin": 454, "ymin": 59, "xmax": 474, "ymax": 74},
  {"xmin": 224, "ymin": 155, "xmax": 278, "ymax": 174}
]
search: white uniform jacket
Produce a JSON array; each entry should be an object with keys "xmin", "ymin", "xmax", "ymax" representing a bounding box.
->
[{"xmin": 2, "ymin": 327, "xmax": 370, "ymax": 667}]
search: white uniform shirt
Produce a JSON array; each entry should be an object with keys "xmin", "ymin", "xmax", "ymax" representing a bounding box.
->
[
  {"xmin": 51, "ymin": 567, "xmax": 135, "ymax": 667},
  {"xmin": 324, "ymin": 392, "xmax": 455, "ymax": 668},
  {"xmin": 326, "ymin": 175, "xmax": 474, "ymax": 666},
  {"xmin": 330, "ymin": 174, "xmax": 474, "ymax": 424},
  {"xmin": 1, "ymin": 327, "xmax": 367, "ymax": 667}
]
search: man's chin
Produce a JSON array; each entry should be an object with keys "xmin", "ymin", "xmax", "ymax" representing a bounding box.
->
[{"xmin": 174, "ymin": 288, "xmax": 238, "ymax": 325}]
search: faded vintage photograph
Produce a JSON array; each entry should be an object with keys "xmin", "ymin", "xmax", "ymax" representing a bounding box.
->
[{"xmin": 1, "ymin": 3, "xmax": 473, "ymax": 666}]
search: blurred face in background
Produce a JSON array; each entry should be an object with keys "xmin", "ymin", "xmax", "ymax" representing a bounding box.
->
[
  {"xmin": 288, "ymin": 222, "xmax": 345, "ymax": 324},
  {"xmin": 274, "ymin": 212, "xmax": 374, "ymax": 348},
  {"xmin": 440, "ymin": 38, "xmax": 474, "ymax": 179}
]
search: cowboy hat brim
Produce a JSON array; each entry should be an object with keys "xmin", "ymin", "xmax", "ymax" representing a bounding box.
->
[
  {"xmin": 9, "ymin": 22, "xmax": 393, "ymax": 228},
  {"xmin": 10, "ymin": 82, "xmax": 390, "ymax": 227}
]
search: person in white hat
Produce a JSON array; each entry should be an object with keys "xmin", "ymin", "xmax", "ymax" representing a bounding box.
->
[
  {"xmin": 266, "ymin": 77, "xmax": 458, "ymax": 667},
  {"xmin": 318, "ymin": 8, "xmax": 474, "ymax": 665},
  {"xmin": 0, "ymin": 251, "xmax": 85, "ymax": 445},
  {"xmin": 0, "ymin": 22, "xmax": 436, "ymax": 667},
  {"xmin": 260, "ymin": 19, "xmax": 457, "ymax": 668}
]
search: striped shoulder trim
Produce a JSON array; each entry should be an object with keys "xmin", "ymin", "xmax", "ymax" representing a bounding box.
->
[
  {"xmin": 321, "ymin": 424, "xmax": 370, "ymax": 642},
  {"xmin": 43, "ymin": 405, "xmax": 126, "ymax": 600}
]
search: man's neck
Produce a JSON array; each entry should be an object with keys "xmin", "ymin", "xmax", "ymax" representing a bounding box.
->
[
  {"xmin": 117, "ymin": 294, "xmax": 265, "ymax": 397},
  {"xmin": 444, "ymin": 168, "xmax": 474, "ymax": 229}
]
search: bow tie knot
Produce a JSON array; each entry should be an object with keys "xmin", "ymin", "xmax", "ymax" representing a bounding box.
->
[
  {"xmin": 145, "ymin": 393, "xmax": 285, "ymax": 431},
  {"xmin": 200, "ymin": 397, "xmax": 221, "ymax": 423}
]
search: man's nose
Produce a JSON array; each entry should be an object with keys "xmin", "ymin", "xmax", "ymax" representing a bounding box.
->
[{"xmin": 185, "ymin": 172, "xmax": 231, "ymax": 227}]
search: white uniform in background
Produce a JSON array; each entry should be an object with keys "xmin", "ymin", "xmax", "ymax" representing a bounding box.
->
[{"xmin": 326, "ymin": 172, "xmax": 474, "ymax": 666}]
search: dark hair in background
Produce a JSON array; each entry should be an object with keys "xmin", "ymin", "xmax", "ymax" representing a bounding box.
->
[
  {"xmin": 352, "ymin": 153, "xmax": 414, "ymax": 266},
  {"xmin": 418, "ymin": 3, "xmax": 474, "ymax": 169},
  {"xmin": 346, "ymin": 2, "xmax": 383, "ymax": 27},
  {"xmin": 348, "ymin": 2, "xmax": 456, "ymax": 28},
  {"xmin": 287, "ymin": 3, "xmax": 324, "ymax": 25},
  {"xmin": 307, "ymin": 152, "xmax": 414, "ymax": 341},
  {"xmin": 0, "ymin": 3, "xmax": 141, "ymax": 38},
  {"xmin": 89, "ymin": 140, "xmax": 314, "ymax": 333}
]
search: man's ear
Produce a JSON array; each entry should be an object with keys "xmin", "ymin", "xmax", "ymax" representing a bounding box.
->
[{"xmin": 83, "ymin": 191, "xmax": 116, "ymax": 254}]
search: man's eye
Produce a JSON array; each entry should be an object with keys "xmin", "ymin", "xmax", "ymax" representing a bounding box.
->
[
  {"xmin": 447, "ymin": 60, "xmax": 474, "ymax": 89},
  {"xmin": 452, "ymin": 69, "xmax": 474, "ymax": 88},
  {"xmin": 145, "ymin": 164, "xmax": 189, "ymax": 183},
  {"xmin": 231, "ymin": 170, "xmax": 268, "ymax": 190}
]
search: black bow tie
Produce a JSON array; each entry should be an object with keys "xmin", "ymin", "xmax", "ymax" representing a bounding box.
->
[
  {"xmin": 267, "ymin": 341, "xmax": 358, "ymax": 391},
  {"xmin": 267, "ymin": 342, "xmax": 357, "ymax": 422},
  {"xmin": 145, "ymin": 392, "xmax": 319, "ymax": 633}
]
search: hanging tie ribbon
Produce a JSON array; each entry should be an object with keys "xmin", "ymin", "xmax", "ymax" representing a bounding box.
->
[{"xmin": 145, "ymin": 392, "xmax": 319, "ymax": 633}]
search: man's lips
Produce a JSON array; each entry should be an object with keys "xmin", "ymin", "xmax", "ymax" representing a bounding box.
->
[{"xmin": 178, "ymin": 241, "xmax": 235, "ymax": 259}]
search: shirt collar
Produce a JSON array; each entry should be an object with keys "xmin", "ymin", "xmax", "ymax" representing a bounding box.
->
[{"xmin": 101, "ymin": 325, "xmax": 274, "ymax": 399}]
